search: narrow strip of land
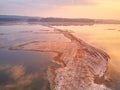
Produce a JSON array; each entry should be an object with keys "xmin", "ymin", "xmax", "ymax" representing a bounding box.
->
[{"xmin": 10, "ymin": 27, "xmax": 111, "ymax": 90}]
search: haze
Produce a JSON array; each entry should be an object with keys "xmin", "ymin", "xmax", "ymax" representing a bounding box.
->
[{"xmin": 0, "ymin": 0, "xmax": 120, "ymax": 19}]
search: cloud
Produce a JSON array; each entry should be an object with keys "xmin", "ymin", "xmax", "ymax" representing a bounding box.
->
[
  {"xmin": 0, "ymin": 0, "xmax": 95, "ymax": 9},
  {"xmin": 0, "ymin": 0, "xmax": 96, "ymax": 15},
  {"xmin": 0, "ymin": 0, "xmax": 119, "ymax": 19},
  {"xmin": 30, "ymin": 0, "xmax": 95, "ymax": 5}
]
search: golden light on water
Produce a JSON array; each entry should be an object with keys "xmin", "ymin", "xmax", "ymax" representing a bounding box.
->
[{"xmin": 55, "ymin": 25, "xmax": 120, "ymax": 71}]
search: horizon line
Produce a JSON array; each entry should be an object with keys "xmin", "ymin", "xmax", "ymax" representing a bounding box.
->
[{"xmin": 0, "ymin": 14, "xmax": 120, "ymax": 21}]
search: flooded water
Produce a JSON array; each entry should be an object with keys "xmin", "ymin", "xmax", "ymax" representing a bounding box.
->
[{"xmin": 0, "ymin": 24, "xmax": 120, "ymax": 90}]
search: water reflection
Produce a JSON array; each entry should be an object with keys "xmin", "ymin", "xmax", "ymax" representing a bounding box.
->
[
  {"xmin": 0, "ymin": 48, "xmax": 53, "ymax": 90},
  {"xmin": 0, "ymin": 64, "xmax": 50, "ymax": 90},
  {"xmin": 0, "ymin": 24, "xmax": 120, "ymax": 90},
  {"xmin": 0, "ymin": 25, "xmax": 69, "ymax": 90}
]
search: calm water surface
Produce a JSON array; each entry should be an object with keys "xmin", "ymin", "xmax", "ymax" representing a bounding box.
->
[
  {"xmin": 0, "ymin": 24, "xmax": 120, "ymax": 90},
  {"xmin": 0, "ymin": 25, "xmax": 60, "ymax": 90}
]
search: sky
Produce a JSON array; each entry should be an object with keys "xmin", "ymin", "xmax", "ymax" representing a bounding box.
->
[{"xmin": 0, "ymin": 0, "xmax": 120, "ymax": 19}]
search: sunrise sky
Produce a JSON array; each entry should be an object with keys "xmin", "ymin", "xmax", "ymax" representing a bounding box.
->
[{"xmin": 0, "ymin": 0, "xmax": 120, "ymax": 19}]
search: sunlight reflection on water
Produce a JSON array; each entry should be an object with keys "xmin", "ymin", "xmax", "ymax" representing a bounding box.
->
[{"xmin": 55, "ymin": 24, "xmax": 120, "ymax": 90}]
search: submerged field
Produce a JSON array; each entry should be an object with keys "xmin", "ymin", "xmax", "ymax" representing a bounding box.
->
[{"xmin": 0, "ymin": 24, "xmax": 120, "ymax": 90}]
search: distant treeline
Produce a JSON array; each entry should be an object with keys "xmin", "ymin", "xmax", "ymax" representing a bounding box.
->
[
  {"xmin": 28, "ymin": 18, "xmax": 94, "ymax": 23},
  {"xmin": 0, "ymin": 15, "xmax": 94, "ymax": 22},
  {"xmin": 0, "ymin": 15, "xmax": 120, "ymax": 25},
  {"xmin": 27, "ymin": 18, "xmax": 95, "ymax": 25}
]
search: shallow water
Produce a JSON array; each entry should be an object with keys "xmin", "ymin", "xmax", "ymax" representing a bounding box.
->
[
  {"xmin": 0, "ymin": 48, "xmax": 52, "ymax": 90},
  {"xmin": 0, "ymin": 25, "xmax": 59, "ymax": 90},
  {"xmin": 55, "ymin": 24, "xmax": 120, "ymax": 90},
  {"xmin": 0, "ymin": 24, "xmax": 120, "ymax": 90}
]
